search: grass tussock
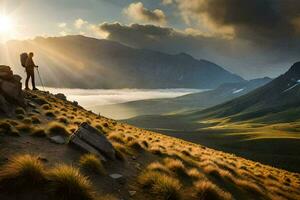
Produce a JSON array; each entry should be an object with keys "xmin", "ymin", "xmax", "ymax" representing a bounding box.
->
[
  {"xmin": 79, "ymin": 154, "xmax": 105, "ymax": 175},
  {"xmin": 31, "ymin": 116, "xmax": 41, "ymax": 124},
  {"xmin": 146, "ymin": 162, "xmax": 172, "ymax": 175},
  {"xmin": 164, "ymin": 158, "xmax": 188, "ymax": 176},
  {"xmin": 112, "ymin": 143, "xmax": 127, "ymax": 161},
  {"xmin": 46, "ymin": 122, "xmax": 70, "ymax": 137},
  {"xmin": 0, "ymin": 154, "xmax": 46, "ymax": 189},
  {"xmin": 47, "ymin": 164, "xmax": 94, "ymax": 200},
  {"xmin": 0, "ymin": 121, "xmax": 19, "ymax": 136},
  {"xmin": 194, "ymin": 180, "xmax": 232, "ymax": 200},
  {"xmin": 45, "ymin": 110, "xmax": 56, "ymax": 118},
  {"xmin": 16, "ymin": 123, "xmax": 32, "ymax": 133},
  {"xmin": 128, "ymin": 140, "xmax": 143, "ymax": 150},
  {"xmin": 108, "ymin": 132, "xmax": 126, "ymax": 144},
  {"xmin": 15, "ymin": 107, "xmax": 25, "ymax": 115},
  {"xmin": 31, "ymin": 127, "xmax": 47, "ymax": 137},
  {"xmin": 138, "ymin": 171, "xmax": 182, "ymax": 200}
]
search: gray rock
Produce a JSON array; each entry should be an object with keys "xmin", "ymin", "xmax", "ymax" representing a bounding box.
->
[
  {"xmin": 70, "ymin": 135, "xmax": 107, "ymax": 162},
  {"xmin": 49, "ymin": 135, "xmax": 66, "ymax": 144},
  {"xmin": 13, "ymin": 75, "xmax": 22, "ymax": 82},
  {"xmin": 1, "ymin": 80, "xmax": 23, "ymax": 104},
  {"xmin": 110, "ymin": 173, "xmax": 126, "ymax": 184},
  {"xmin": 129, "ymin": 191, "xmax": 136, "ymax": 196},
  {"xmin": 0, "ymin": 94, "xmax": 11, "ymax": 115},
  {"xmin": 55, "ymin": 93, "xmax": 67, "ymax": 100},
  {"xmin": 110, "ymin": 174, "xmax": 123, "ymax": 179},
  {"xmin": 70, "ymin": 122, "xmax": 115, "ymax": 159}
]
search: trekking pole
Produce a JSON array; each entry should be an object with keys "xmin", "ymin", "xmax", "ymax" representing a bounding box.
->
[{"xmin": 36, "ymin": 67, "xmax": 45, "ymax": 91}]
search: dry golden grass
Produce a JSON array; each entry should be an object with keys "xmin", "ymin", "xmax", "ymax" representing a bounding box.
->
[
  {"xmin": 46, "ymin": 122, "xmax": 70, "ymax": 137},
  {"xmin": 147, "ymin": 162, "xmax": 172, "ymax": 175},
  {"xmin": 194, "ymin": 180, "xmax": 232, "ymax": 200},
  {"xmin": 111, "ymin": 142, "xmax": 127, "ymax": 161},
  {"xmin": 163, "ymin": 158, "xmax": 188, "ymax": 176},
  {"xmin": 47, "ymin": 164, "xmax": 94, "ymax": 200},
  {"xmin": 31, "ymin": 127, "xmax": 47, "ymax": 137},
  {"xmin": 0, "ymin": 121, "xmax": 20, "ymax": 136},
  {"xmin": 79, "ymin": 154, "xmax": 106, "ymax": 175},
  {"xmin": 138, "ymin": 170, "xmax": 182, "ymax": 200},
  {"xmin": 15, "ymin": 107, "xmax": 26, "ymax": 115},
  {"xmin": 0, "ymin": 154, "xmax": 46, "ymax": 189}
]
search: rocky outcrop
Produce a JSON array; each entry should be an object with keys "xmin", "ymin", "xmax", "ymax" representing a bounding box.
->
[
  {"xmin": 69, "ymin": 122, "xmax": 116, "ymax": 160},
  {"xmin": 0, "ymin": 65, "xmax": 24, "ymax": 115}
]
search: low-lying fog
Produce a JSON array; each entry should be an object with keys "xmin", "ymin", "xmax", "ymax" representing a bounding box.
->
[{"xmin": 45, "ymin": 87, "xmax": 203, "ymax": 111}]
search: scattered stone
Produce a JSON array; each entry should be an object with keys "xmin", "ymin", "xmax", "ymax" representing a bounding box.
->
[
  {"xmin": 132, "ymin": 156, "xmax": 137, "ymax": 160},
  {"xmin": 72, "ymin": 101, "xmax": 78, "ymax": 106},
  {"xmin": 49, "ymin": 135, "xmax": 66, "ymax": 144},
  {"xmin": 110, "ymin": 174, "xmax": 123, "ymax": 179},
  {"xmin": 129, "ymin": 191, "xmax": 136, "ymax": 196},
  {"xmin": 55, "ymin": 93, "xmax": 67, "ymax": 100},
  {"xmin": 69, "ymin": 122, "xmax": 115, "ymax": 159},
  {"xmin": 110, "ymin": 173, "xmax": 126, "ymax": 184}
]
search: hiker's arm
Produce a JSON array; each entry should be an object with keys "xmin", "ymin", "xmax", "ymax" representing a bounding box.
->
[{"xmin": 32, "ymin": 59, "xmax": 38, "ymax": 68}]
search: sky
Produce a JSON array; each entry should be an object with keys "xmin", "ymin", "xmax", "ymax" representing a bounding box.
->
[{"xmin": 1, "ymin": 0, "xmax": 300, "ymax": 79}]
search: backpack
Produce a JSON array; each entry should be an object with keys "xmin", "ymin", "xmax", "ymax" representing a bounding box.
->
[{"xmin": 20, "ymin": 53, "xmax": 28, "ymax": 67}]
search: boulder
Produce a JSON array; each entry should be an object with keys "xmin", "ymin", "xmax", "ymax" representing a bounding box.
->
[
  {"xmin": 69, "ymin": 122, "xmax": 115, "ymax": 159},
  {"xmin": 0, "ymin": 65, "xmax": 24, "ymax": 116},
  {"xmin": 1, "ymin": 80, "xmax": 24, "ymax": 104},
  {"xmin": 13, "ymin": 75, "xmax": 22, "ymax": 83},
  {"xmin": 0, "ymin": 65, "xmax": 13, "ymax": 80},
  {"xmin": 55, "ymin": 93, "xmax": 67, "ymax": 100},
  {"xmin": 0, "ymin": 94, "xmax": 11, "ymax": 115}
]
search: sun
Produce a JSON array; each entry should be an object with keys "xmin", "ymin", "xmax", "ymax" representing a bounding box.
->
[{"xmin": 0, "ymin": 15, "xmax": 14, "ymax": 33}]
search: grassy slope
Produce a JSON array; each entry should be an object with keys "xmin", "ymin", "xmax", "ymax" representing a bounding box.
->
[
  {"xmin": 125, "ymin": 69, "xmax": 300, "ymax": 172},
  {"xmin": 0, "ymin": 90, "xmax": 299, "ymax": 200}
]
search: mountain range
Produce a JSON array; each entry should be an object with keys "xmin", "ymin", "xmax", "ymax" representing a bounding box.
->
[
  {"xmin": 95, "ymin": 77, "xmax": 271, "ymax": 119},
  {"xmin": 2, "ymin": 35, "xmax": 243, "ymax": 89}
]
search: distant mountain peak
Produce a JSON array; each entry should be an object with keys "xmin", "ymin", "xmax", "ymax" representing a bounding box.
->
[{"xmin": 286, "ymin": 61, "xmax": 300, "ymax": 76}]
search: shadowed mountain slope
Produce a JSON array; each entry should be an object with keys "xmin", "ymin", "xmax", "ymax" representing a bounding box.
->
[{"xmin": 1, "ymin": 35, "xmax": 243, "ymax": 89}]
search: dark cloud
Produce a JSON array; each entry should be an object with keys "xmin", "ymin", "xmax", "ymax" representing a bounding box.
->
[{"xmin": 176, "ymin": 0, "xmax": 300, "ymax": 46}]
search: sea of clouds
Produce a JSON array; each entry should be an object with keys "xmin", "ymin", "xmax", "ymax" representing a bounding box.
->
[{"xmin": 45, "ymin": 87, "xmax": 204, "ymax": 108}]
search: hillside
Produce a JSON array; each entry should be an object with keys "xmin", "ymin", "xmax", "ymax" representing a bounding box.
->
[
  {"xmin": 1, "ymin": 35, "xmax": 243, "ymax": 89},
  {"xmin": 0, "ymin": 73, "xmax": 299, "ymax": 199},
  {"xmin": 125, "ymin": 62, "xmax": 300, "ymax": 172},
  {"xmin": 95, "ymin": 77, "xmax": 271, "ymax": 119}
]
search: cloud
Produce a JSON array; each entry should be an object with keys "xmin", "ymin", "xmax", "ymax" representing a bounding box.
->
[
  {"xmin": 97, "ymin": 22, "xmax": 300, "ymax": 79},
  {"xmin": 174, "ymin": 0, "xmax": 300, "ymax": 45},
  {"xmin": 98, "ymin": 22, "xmax": 233, "ymax": 58},
  {"xmin": 58, "ymin": 22, "xmax": 67, "ymax": 28},
  {"xmin": 123, "ymin": 2, "xmax": 167, "ymax": 25},
  {"xmin": 162, "ymin": 0, "xmax": 173, "ymax": 5},
  {"xmin": 74, "ymin": 18, "xmax": 88, "ymax": 29}
]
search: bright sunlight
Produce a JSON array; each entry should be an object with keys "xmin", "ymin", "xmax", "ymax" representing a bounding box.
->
[{"xmin": 0, "ymin": 15, "xmax": 13, "ymax": 33}]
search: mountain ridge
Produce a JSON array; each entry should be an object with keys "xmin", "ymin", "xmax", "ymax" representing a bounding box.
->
[{"xmin": 3, "ymin": 35, "xmax": 243, "ymax": 89}]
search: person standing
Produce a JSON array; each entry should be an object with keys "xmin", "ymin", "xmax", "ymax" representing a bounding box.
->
[{"xmin": 25, "ymin": 52, "xmax": 38, "ymax": 90}]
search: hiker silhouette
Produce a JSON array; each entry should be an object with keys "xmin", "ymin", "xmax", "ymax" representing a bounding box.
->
[{"xmin": 21, "ymin": 52, "xmax": 39, "ymax": 90}]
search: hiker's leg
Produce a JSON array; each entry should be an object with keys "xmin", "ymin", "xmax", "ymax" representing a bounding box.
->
[
  {"xmin": 31, "ymin": 70, "xmax": 36, "ymax": 89},
  {"xmin": 25, "ymin": 71, "xmax": 30, "ymax": 89}
]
